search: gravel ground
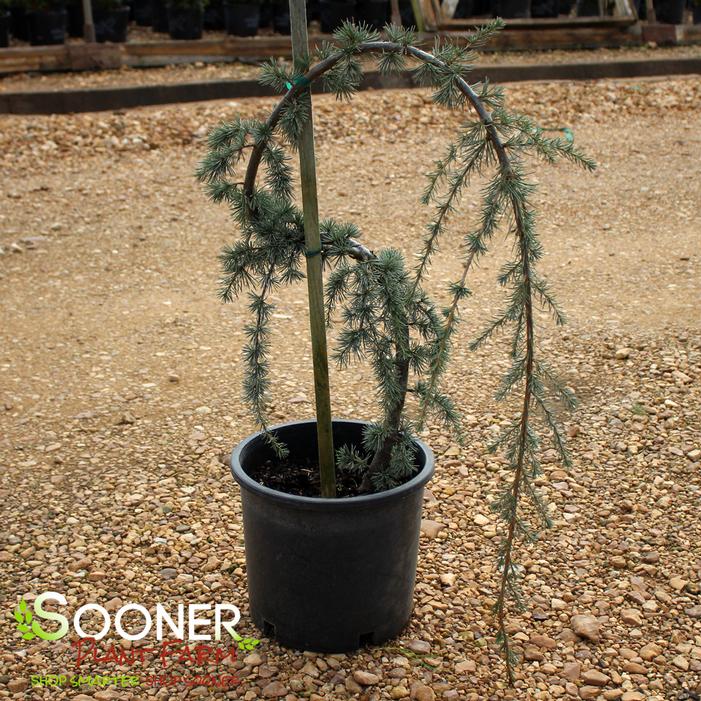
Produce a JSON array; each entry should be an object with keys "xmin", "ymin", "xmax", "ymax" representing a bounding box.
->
[
  {"xmin": 0, "ymin": 75, "xmax": 700, "ymax": 700},
  {"xmin": 0, "ymin": 44, "xmax": 700, "ymax": 93}
]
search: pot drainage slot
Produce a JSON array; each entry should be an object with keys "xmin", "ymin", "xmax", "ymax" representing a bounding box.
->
[
  {"xmin": 263, "ymin": 620, "xmax": 276, "ymax": 637},
  {"xmin": 359, "ymin": 632, "xmax": 374, "ymax": 647}
]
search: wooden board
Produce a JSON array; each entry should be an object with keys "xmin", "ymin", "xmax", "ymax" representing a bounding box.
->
[{"xmin": 2, "ymin": 22, "xmax": 698, "ymax": 76}]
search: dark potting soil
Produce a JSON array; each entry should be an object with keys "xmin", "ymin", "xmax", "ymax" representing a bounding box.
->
[{"xmin": 246, "ymin": 456, "xmax": 365, "ymax": 498}]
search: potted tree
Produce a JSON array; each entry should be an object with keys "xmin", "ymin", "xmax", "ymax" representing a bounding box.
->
[
  {"xmin": 224, "ymin": 0, "xmax": 260, "ymax": 35},
  {"xmin": 198, "ymin": 17, "xmax": 594, "ymax": 678},
  {"xmin": 0, "ymin": 0, "xmax": 10, "ymax": 47},
  {"xmin": 26, "ymin": 0, "xmax": 67, "ymax": 44},
  {"xmin": 93, "ymin": 0, "xmax": 130, "ymax": 41},
  {"xmin": 167, "ymin": 0, "xmax": 205, "ymax": 37}
]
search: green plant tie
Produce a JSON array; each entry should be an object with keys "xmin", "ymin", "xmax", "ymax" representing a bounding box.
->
[
  {"xmin": 544, "ymin": 127, "xmax": 575, "ymax": 143},
  {"xmin": 285, "ymin": 76, "xmax": 312, "ymax": 91},
  {"xmin": 304, "ymin": 246, "xmax": 322, "ymax": 259}
]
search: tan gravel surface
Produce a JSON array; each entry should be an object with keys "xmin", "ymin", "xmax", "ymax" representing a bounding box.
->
[
  {"xmin": 1, "ymin": 44, "xmax": 700, "ymax": 93},
  {"xmin": 1, "ymin": 76, "xmax": 700, "ymax": 700}
]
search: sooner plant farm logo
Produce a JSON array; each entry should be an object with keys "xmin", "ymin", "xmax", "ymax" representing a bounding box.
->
[
  {"xmin": 12, "ymin": 592, "xmax": 260, "ymax": 690},
  {"xmin": 13, "ymin": 592, "xmax": 259, "ymax": 646}
]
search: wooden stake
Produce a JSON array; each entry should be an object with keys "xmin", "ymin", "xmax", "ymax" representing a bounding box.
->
[
  {"xmin": 82, "ymin": 0, "xmax": 96, "ymax": 43},
  {"xmin": 289, "ymin": 0, "xmax": 336, "ymax": 498}
]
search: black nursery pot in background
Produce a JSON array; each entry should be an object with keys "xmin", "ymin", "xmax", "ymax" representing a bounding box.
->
[
  {"xmin": 167, "ymin": 4, "xmax": 203, "ymax": 37},
  {"xmin": 272, "ymin": 0, "xmax": 289, "ymax": 32},
  {"xmin": 531, "ymin": 0, "xmax": 557, "ymax": 16},
  {"xmin": 356, "ymin": 0, "xmax": 386, "ymax": 28},
  {"xmin": 654, "ymin": 0, "xmax": 685, "ymax": 22},
  {"xmin": 67, "ymin": 0, "xmax": 83, "ymax": 36},
  {"xmin": 204, "ymin": 0, "xmax": 224, "ymax": 28},
  {"xmin": 225, "ymin": 2, "xmax": 260, "ymax": 35},
  {"xmin": 132, "ymin": 0, "xmax": 152, "ymax": 25},
  {"xmin": 28, "ymin": 7, "xmax": 67, "ymax": 45},
  {"xmin": 319, "ymin": 0, "xmax": 355, "ymax": 32},
  {"xmin": 231, "ymin": 420, "xmax": 434, "ymax": 652},
  {"xmin": 94, "ymin": 4, "xmax": 129, "ymax": 41},
  {"xmin": 694, "ymin": 3, "xmax": 701, "ymax": 23},
  {"xmin": 151, "ymin": 0, "xmax": 169, "ymax": 31},
  {"xmin": 0, "ymin": 11, "xmax": 10, "ymax": 47},
  {"xmin": 10, "ymin": 3, "xmax": 29, "ymax": 41},
  {"xmin": 496, "ymin": 0, "xmax": 530, "ymax": 17}
]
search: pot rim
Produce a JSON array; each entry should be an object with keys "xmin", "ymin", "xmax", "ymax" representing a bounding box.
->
[{"xmin": 231, "ymin": 418, "xmax": 434, "ymax": 510}]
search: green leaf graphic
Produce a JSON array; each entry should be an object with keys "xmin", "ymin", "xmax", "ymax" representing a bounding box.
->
[{"xmin": 14, "ymin": 599, "xmax": 36, "ymax": 640}]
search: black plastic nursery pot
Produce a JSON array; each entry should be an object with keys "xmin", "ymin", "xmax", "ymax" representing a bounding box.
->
[
  {"xmin": 204, "ymin": 0, "xmax": 224, "ymax": 28},
  {"xmin": 654, "ymin": 0, "xmax": 685, "ymax": 22},
  {"xmin": 496, "ymin": 0, "xmax": 530, "ymax": 17},
  {"xmin": 67, "ymin": 0, "xmax": 83, "ymax": 36},
  {"xmin": 132, "ymin": 0, "xmax": 152, "ymax": 25},
  {"xmin": 231, "ymin": 419, "xmax": 434, "ymax": 652},
  {"xmin": 151, "ymin": 0, "xmax": 169, "ymax": 31},
  {"xmin": 356, "ymin": 0, "xmax": 386, "ymax": 28},
  {"xmin": 694, "ymin": 4, "xmax": 701, "ymax": 23},
  {"xmin": 94, "ymin": 5, "xmax": 129, "ymax": 41},
  {"xmin": 272, "ymin": 0, "xmax": 289, "ymax": 32},
  {"xmin": 10, "ymin": 4, "xmax": 29, "ymax": 40},
  {"xmin": 531, "ymin": 0, "xmax": 557, "ymax": 16},
  {"xmin": 224, "ymin": 2, "xmax": 260, "ymax": 35},
  {"xmin": 319, "ymin": 0, "xmax": 355, "ymax": 32},
  {"xmin": 0, "ymin": 11, "xmax": 9, "ymax": 47},
  {"xmin": 28, "ymin": 8, "xmax": 67, "ymax": 45},
  {"xmin": 167, "ymin": 5, "xmax": 203, "ymax": 38}
]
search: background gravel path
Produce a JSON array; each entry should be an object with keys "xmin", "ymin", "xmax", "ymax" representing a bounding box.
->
[{"xmin": 0, "ymin": 75, "xmax": 700, "ymax": 700}]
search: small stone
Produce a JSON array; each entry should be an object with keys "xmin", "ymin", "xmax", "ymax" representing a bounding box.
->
[
  {"xmin": 639, "ymin": 643, "xmax": 661, "ymax": 660},
  {"xmin": 262, "ymin": 681, "xmax": 287, "ymax": 697},
  {"xmin": 244, "ymin": 652, "xmax": 263, "ymax": 666},
  {"xmin": 641, "ymin": 551, "xmax": 659, "ymax": 563},
  {"xmin": 620, "ymin": 609, "xmax": 642, "ymax": 626},
  {"xmin": 669, "ymin": 576, "xmax": 687, "ymax": 591},
  {"xmin": 473, "ymin": 514, "xmax": 490, "ymax": 526},
  {"xmin": 621, "ymin": 693, "xmax": 644, "ymax": 701},
  {"xmin": 562, "ymin": 661, "xmax": 581, "ymax": 681},
  {"xmin": 440, "ymin": 573, "xmax": 456, "ymax": 586},
  {"xmin": 353, "ymin": 670, "xmax": 380, "ymax": 686},
  {"xmin": 523, "ymin": 646, "xmax": 544, "ymax": 662},
  {"xmin": 391, "ymin": 686, "xmax": 410, "ymax": 699},
  {"xmin": 581, "ymin": 669, "xmax": 609, "ymax": 686},
  {"xmin": 160, "ymin": 567, "xmax": 177, "ymax": 580},
  {"xmin": 411, "ymin": 684, "xmax": 436, "ymax": 701},
  {"xmin": 615, "ymin": 348, "xmax": 631, "ymax": 359},
  {"xmin": 530, "ymin": 633, "xmax": 558, "ymax": 649},
  {"xmin": 623, "ymin": 662, "xmax": 646, "ymax": 674},
  {"xmin": 8, "ymin": 679, "xmax": 29, "ymax": 693},
  {"xmin": 168, "ymin": 373, "xmax": 180, "ymax": 383},
  {"xmin": 580, "ymin": 686, "xmax": 602, "ymax": 700},
  {"xmin": 672, "ymin": 655, "xmax": 689, "ymax": 671},
  {"xmin": 603, "ymin": 692, "xmax": 623, "ymax": 701},
  {"xmin": 104, "ymin": 597, "xmax": 123, "ymax": 611},
  {"xmin": 685, "ymin": 605, "xmax": 701, "ymax": 618},
  {"xmin": 571, "ymin": 614, "xmax": 601, "ymax": 642},
  {"xmin": 420, "ymin": 520, "xmax": 444, "ymax": 539},
  {"xmin": 408, "ymin": 640, "xmax": 431, "ymax": 654},
  {"xmin": 455, "ymin": 660, "xmax": 476, "ymax": 673},
  {"xmin": 88, "ymin": 570, "xmax": 107, "ymax": 581}
]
